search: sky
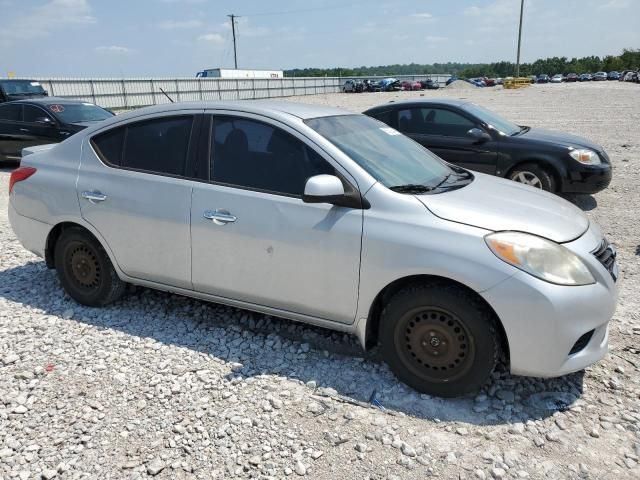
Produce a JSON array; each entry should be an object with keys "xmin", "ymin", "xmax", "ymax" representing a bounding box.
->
[{"xmin": 0, "ymin": 0, "xmax": 638, "ymax": 77}]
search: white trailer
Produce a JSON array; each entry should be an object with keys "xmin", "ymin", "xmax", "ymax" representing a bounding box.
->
[{"xmin": 196, "ymin": 68, "xmax": 284, "ymax": 79}]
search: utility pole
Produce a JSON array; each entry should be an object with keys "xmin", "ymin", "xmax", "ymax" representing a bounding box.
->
[
  {"xmin": 227, "ymin": 14, "xmax": 239, "ymax": 69},
  {"xmin": 515, "ymin": 0, "xmax": 525, "ymax": 77}
]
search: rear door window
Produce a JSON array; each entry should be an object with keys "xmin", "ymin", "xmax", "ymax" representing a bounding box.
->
[
  {"xmin": 0, "ymin": 104, "xmax": 23, "ymax": 122},
  {"xmin": 91, "ymin": 116, "xmax": 194, "ymax": 176}
]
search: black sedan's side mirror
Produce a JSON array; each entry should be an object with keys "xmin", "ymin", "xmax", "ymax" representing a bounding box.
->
[
  {"xmin": 467, "ymin": 128, "xmax": 491, "ymax": 143},
  {"xmin": 35, "ymin": 117, "xmax": 55, "ymax": 127}
]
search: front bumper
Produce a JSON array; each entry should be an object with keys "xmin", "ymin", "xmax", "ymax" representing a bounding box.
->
[
  {"xmin": 481, "ymin": 222, "xmax": 618, "ymax": 377},
  {"xmin": 561, "ymin": 161, "xmax": 612, "ymax": 194}
]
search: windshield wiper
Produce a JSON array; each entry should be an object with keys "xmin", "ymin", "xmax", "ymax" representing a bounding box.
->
[
  {"xmin": 512, "ymin": 125, "xmax": 530, "ymax": 136},
  {"xmin": 389, "ymin": 184, "xmax": 433, "ymax": 194},
  {"xmin": 432, "ymin": 173, "xmax": 453, "ymax": 189}
]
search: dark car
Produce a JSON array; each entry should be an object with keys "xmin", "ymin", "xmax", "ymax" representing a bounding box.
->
[
  {"xmin": 363, "ymin": 79, "xmax": 382, "ymax": 92},
  {"xmin": 579, "ymin": 73, "xmax": 592, "ymax": 82},
  {"xmin": 607, "ymin": 71, "xmax": 620, "ymax": 80},
  {"xmin": 0, "ymin": 98, "xmax": 114, "ymax": 163},
  {"xmin": 0, "ymin": 79, "xmax": 48, "ymax": 103},
  {"xmin": 592, "ymin": 72, "xmax": 608, "ymax": 81},
  {"xmin": 419, "ymin": 79, "xmax": 440, "ymax": 90},
  {"xmin": 565, "ymin": 73, "xmax": 579, "ymax": 82},
  {"xmin": 536, "ymin": 74, "xmax": 550, "ymax": 83},
  {"xmin": 363, "ymin": 99, "xmax": 612, "ymax": 194}
]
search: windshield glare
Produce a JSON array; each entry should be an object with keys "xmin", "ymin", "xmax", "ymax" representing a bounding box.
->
[
  {"xmin": 305, "ymin": 115, "xmax": 452, "ymax": 188},
  {"xmin": 462, "ymin": 103, "xmax": 520, "ymax": 136},
  {"xmin": 51, "ymin": 104, "xmax": 113, "ymax": 123}
]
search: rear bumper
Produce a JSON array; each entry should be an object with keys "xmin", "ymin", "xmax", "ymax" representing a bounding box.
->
[
  {"xmin": 561, "ymin": 163, "xmax": 612, "ymax": 194},
  {"xmin": 8, "ymin": 201, "xmax": 50, "ymax": 259},
  {"xmin": 481, "ymin": 223, "xmax": 618, "ymax": 378}
]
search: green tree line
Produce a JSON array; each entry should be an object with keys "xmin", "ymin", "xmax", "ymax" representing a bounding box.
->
[{"xmin": 284, "ymin": 49, "xmax": 639, "ymax": 78}]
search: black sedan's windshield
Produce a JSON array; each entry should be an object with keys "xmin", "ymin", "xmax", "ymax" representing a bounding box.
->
[
  {"xmin": 305, "ymin": 115, "xmax": 453, "ymax": 189},
  {"xmin": 50, "ymin": 103, "xmax": 114, "ymax": 124},
  {"xmin": 462, "ymin": 103, "xmax": 521, "ymax": 136}
]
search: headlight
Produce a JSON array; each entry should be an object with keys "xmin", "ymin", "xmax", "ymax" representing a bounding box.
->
[
  {"xmin": 485, "ymin": 232, "xmax": 595, "ymax": 286},
  {"xmin": 569, "ymin": 148, "xmax": 601, "ymax": 165}
]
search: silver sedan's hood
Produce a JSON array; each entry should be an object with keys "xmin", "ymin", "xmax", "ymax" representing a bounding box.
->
[{"xmin": 417, "ymin": 173, "xmax": 589, "ymax": 243}]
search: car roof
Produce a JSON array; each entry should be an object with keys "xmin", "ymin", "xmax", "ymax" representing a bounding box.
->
[
  {"xmin": 364, "ymin": 98, "xmax": 470, "ymax": 112},
  {"xmin": 109, "ymin": 100, "xmax": 354, "ymax": 123}
]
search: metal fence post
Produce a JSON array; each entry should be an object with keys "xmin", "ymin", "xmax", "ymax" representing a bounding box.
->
[
  {"xmin": 89, "ymin": 79, "xmax": 97, "ymax": 105},
  {"xmin": 198, "ymin": 78, "xmax": 203, "ymax": 101},
  {"xmin": 217, "ymin": 80, "xmax": 222, "ymax": 100},
  {"xmin": 150, "ymin": 79, "xmax": 156, "ymax": 105},
  {"xmin": 175, "ymin": 79, "xmax": 181, "ymax": 102},
  {"xmin": 121, "ymin": 79, "xmax": 128, "ymax": 110}
]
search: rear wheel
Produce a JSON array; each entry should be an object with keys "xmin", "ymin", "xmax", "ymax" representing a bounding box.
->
[
  {"xmin": 54, "ymin": 228, "xmax": 125, "ymax": 307},
  {"xmin": 509, "ymin": 163, "xmax": 555, "ymax": 192},
  {"xmin": 380, "ymin": 283, "xmax": 500, "ymax": 397}
]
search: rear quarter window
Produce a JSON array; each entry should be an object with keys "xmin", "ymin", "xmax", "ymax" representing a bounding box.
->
[{"xmin": 91, "ymin": 127, "xmax": 125, "ymax": 166}]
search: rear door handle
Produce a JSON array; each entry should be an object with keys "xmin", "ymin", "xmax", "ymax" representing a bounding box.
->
[
  {"xmin": 81, "ymin": 191, "xmax": 108, "ymax": 204},
  {"xmin": 204, "ymin": 209, "xmax": 236, "ymax": 225},
  {"xmin": 19, "ymin": 128, "xmax": 30, "ymax": 133}
]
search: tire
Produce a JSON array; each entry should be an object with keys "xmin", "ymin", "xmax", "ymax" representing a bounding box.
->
[
  {"xmin": 508, "ymin": 162, "xmax": 555, "ymax": 192},
  {"xmin": 54, "ymin": 227, "xmax": 126, "ymax": 307},
  {"xmin": 379, "ymin": 282, "xmax": 500, "ymax": 397}
]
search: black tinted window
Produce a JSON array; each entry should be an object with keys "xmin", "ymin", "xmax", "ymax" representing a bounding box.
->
[
  {"xmin": 123, "ymin": 116, "xmax": 193, "ymax": 176},
  {"xmin": 211, "ymin": 116, "xmax": 334, "ymax": 196},
  {"xmin": 0, "ymin": 104, "xmax": 22, "ymax": 122},
  {"xmin": 92, "ymin": 127, "xmax": 125, "ymax": 166},
  {"xmin": 23, "ymin": 105, "xmax": 53, "ymax": 123},
  {"xmin": 397, "ymin": 108, "xmax": 474, "ymax": 137}
]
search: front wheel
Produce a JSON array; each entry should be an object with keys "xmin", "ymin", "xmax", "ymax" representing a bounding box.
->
[
  {"xmin": 508, "ymin": 163, "xmax": 555, "ymax": 192},
  {"xmin": 380, "ymin": 283, "xmax": 500, "ymax": 397},
  {"xmin": 54, "ymin": 228, "xmax": 126, "ymax": 307}
]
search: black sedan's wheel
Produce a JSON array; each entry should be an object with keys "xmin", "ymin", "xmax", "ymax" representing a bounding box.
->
[
  {"xmin": 380, "ymin": 283, "xmax": 500, "ymax": 397},
  {"xmin": 509, "ymin": 163, "xmax": 555, "ymax": 192},
  {"xmin": 54, "ymin": 227, "xmax": 126, "ymax": 307}
]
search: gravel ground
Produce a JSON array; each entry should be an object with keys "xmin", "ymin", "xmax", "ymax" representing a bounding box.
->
[{"xmin": 1, "ymin": 82, "xmax": 639, "ymax": 480}]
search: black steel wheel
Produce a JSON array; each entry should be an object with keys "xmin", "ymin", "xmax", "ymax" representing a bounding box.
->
[
  {"xmin": 380, "ymin": 282, "xmax": 500, "ymax": 397},
  {"xmin": 55, "ymin": 227, "xmax": 126, "ymax": 307}
]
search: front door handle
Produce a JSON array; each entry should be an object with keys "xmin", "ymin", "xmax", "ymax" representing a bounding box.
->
[
  {"xmin": 204, "ymin": 209, "xmax": 237, "ymax": 225},
  {"xmin": 19, "ymin": 128, "xmax": 30, "ymax": 133},
  {"xmin": 81, "ymin": 191, "xmax": 108, "ymax": 204}
]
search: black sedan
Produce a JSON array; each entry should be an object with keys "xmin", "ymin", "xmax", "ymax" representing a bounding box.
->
[
  {"xmin": 0, "ymin": 98, "xmax": 114, "ymax": 163},
  {"xmin": 363, "ymin": 99, "xmax": 612, "ymax": 194}
]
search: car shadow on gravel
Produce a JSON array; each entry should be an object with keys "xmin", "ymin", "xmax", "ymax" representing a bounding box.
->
[
  {"xmin": 561, "ymin": 193, "xmax": 598, "ymax": 211},
  {"xmin": 0, "ymin": 261, "xmax": 586, "ymax": 426}
]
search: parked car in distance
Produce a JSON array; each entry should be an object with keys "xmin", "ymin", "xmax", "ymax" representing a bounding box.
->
[
  {"xmin": 551, "ymin": 74, "xmax": 564, "ymax": 83},
  {"xmin": 8, "ymin": 100, "xmax": 618, "ymax": 397},
  {"xmin": 607, "ymin": 71, "xmax": 620, "ymax": 80},
  {"xmin": 342, "ymin": 79, "xmax": 363, "ymax": 93},
  {"xmin": 0, "ymin": 98, "xmax": 114, "ymax": 163},
  {"xmin": 445, "ymin": 76, "xmax": 458, "ymax": 86},
  {"xmin": 592, "ymin": 72, "xmax": 608, "ymax": 81},
  {"xmin": 536, "ymin": 74, "xmax": 550, "ymax": 83},
  {"xmin": 380, "ymin": 78, "xmax": 402, "ymax": 91},
  {"xmin": 0, "ymin": 79, "xmax": 48, "ymax": 104},
  {"xmin": 579, "ymin": 73, "xmax": 592, "ymax": 82},
  {"xmin": 496, "ymin": 78, "xmax": 504, "ymax": 85},
  {"xmin": 419, "ymin": 79, "xmax": 440, "ymax": 90},
  {"xmin": 401, "ymin": 80, "xmax": 422, "ymax": 91},
  {"xmin": 363, "ymin": 79, "xmax": 382, "ymax": 92},
  {"xmin": 364, "ymin": 99, "xmax": 612, "ymax": 194},
  {"xmin": 565, "ymin": 73, "xmax": 579, "ymax": 82}
]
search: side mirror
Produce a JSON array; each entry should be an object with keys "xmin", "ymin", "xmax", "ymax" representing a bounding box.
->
[
  {"xmin": 302, "ymin": 174, "xmax": 368, "ymax": 209},
  {"xmin": 467, "ymin": 128, "xmax": 491, "ymax": 143},
  {"xmin": 35, "ymin": 117, "xmax": 55, "ymax": 126}
]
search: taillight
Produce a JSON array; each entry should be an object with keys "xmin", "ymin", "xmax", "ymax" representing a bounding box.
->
[{"xmin": 9, "ymin": 167, "xmax": 37, "ymax": 194}]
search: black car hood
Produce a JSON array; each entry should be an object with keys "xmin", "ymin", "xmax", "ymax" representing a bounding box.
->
[{"xmin": 517, "ymin": 127, "xmax": 602, "ymax": 151}]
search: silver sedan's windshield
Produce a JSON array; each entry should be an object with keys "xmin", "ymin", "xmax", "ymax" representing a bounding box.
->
[{"xmin": 305, "ymin": 115, "xmax": 452, "ymax": 189}]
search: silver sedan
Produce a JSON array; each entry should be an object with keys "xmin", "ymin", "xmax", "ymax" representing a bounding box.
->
[{"xmin": 8, "ymin": 101, "xmax": 618, "ymax": 397}]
